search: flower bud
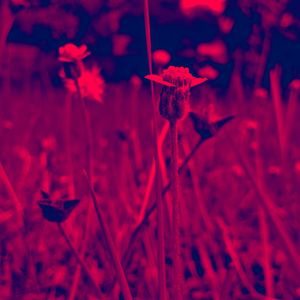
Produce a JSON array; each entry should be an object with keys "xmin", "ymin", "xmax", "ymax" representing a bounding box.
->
[{"xmin": 159, "ymin": 66, "xmax": 192, "ymax": 121}]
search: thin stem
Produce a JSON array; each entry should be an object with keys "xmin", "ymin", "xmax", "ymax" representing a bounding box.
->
[
  {"xmin": 259, "ymin": 207, "xmax": 274, "ymax": 298},
  {"xmin": 68, "ymin": 78, "xmax": 94, "ymax": 300},
  {"xmin": 169, "ymin": 120, "xmax": 182, "ymax": 300},
  {"xmin": 57, "ymin": 223, "xmax": 102, "ymax": 298},
  {"xmin": 254, "ymin": 30, "xmax": 271, "ymax": 90},
  {"xmin": 144, "ymin": 0, "xmax": 167, "ymax": 299},
  {"xmin": 84, "ymin": 171, "xmax": 133, "ymax": 300},
  {"xmin": 65, "ymin": 93, "xmax": 75, "ymax": 198},
  {"xmin": 0, "ymin": 0, "xmax": 15, "ymax": 60},
  {"xmin": 0, "ymin": 162, "xmax": 23, "ymax": 228},
  {"xmin": 74, "ymin": 78, "xmax": 93, "ymax": 179},
  {"xmin": 123, "ymin": 138, "xmax": 203, "ymax": 267}
]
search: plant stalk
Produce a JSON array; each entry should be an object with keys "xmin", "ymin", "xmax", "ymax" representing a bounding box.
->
[{"xmin": 169, "ymin": 120, "xmax": 182, "ymax": 300}]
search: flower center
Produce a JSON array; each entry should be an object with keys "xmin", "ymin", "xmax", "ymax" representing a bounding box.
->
[{"xmin": 161, "ymin": 66, "xmax": 193, "ymax": 87}]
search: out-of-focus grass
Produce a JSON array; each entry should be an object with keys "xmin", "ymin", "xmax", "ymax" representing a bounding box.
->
[{"xmin": 0, "ymin": 44, "xmax": 300, "ymax": 299}]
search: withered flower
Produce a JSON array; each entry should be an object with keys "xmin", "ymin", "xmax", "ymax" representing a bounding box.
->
[
  {"xmin": 189, "ymin": 112, "xmax": 234, "ymax": 141},
  {"xmin": 145, "ymin": 66, "xmax": 207, "ymax": 121},
  {"xmin": 38, "ymin": 191, "xmax": 79, "ymax": 223}
]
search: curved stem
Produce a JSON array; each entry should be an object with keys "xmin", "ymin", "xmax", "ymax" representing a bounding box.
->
[
  {"xmin": 57, "ymin": 223, "xmax": 102, "ymax": 298},
  {"xmin": 123, "ymin": 138, "xmax": 203, "ymax": 267},
  {"xmin": 144, "ymin": 0, "xmax": 167, "ymax": 299},
  {"xmin": 69, "ymin": 79, "xmax": 94, "ymax": 300},
  {"xmin": 169, "ymin": 120, "xmax": 182, "ymax": 300},
  {"xmin": 65, "ymin": 93, "xmax": 75, "ymax": 198}
]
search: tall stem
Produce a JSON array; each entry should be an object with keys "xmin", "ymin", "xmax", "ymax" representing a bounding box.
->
[
  {"xmin": 57, "ymin": 223, "xmax": 102, "ymax": 298},
  {"xmin": 144, "ymin": 0, "xmax": 167, "ymax": 299},
  {"xmin": 65, "ymin": 93, "xmax": 75, "ymax": 198},
  {"xmin": 68, "ymin": 79, "xmax": 94, "ymax": 300},
  {"xmin": 84, "ymin": 172, "xmax": 133, "ymax": 300},
  {"xmin": 169, "ymin": 120, "xmax": 182, "ymax": 300},
  {"xmin": 123, "ymin": 138, "xmax": 204, "ymax": 268}
]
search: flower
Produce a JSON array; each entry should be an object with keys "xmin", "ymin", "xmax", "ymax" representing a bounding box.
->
[
  {"xmin": 58, "ymin": 43, "xmax": 90, "ymax": 63},
  {"xmin": 145, "ymin": 66, "xmax": 207, "ymax": 121},
  {"xmin": 60, "ymin": 65, "xmax": 105, "ymax": 103},
  {"xmin": 38, "ymin": 191, "xmax": 79, "ymax": 223}
]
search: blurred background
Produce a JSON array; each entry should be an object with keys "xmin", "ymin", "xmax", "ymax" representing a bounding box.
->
[
  {"xmin": 1, "ymin": 1, "xmax": 300, "ymax": 300},
  {"xmin": 1, "ymin": 0, "xmax": 300, "ymax": 88}
]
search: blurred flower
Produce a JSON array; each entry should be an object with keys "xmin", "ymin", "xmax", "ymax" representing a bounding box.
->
[
  {"xmin": 280, "ymin": 13, "xmax": 294, "ymax": 28},
  {"xmin": 58, "ymin": 43, "xmax": 90, "ymax": 63},
  {"xmin": 197, "ymin": 40, "xmax": 228, "ymax": 64},
  {"xmin": 112, "ymin": 34, "xmax": 131, "ymax": 56},
  {"xmin": 219, "ymin": 16, "xmax": 234, "ymax": 34},
  {"xmin": 253, "ymin": 88, "xmax": 269, "ymax": 100},
  {"xmin": 153, "ymin": 49, "xmax": 171, "ymax": 68},
  {"xmin": 180, "ymin": 0, "xmax": 226, "ymax": 16},
  {"xmin": 146, "ymin": 66, "xmax": 207, "ymax": 121},
  {"xmin": 10, "ymin": 0, "xmax": 30, "ymax": 8},
  {"xmin": 60, "ymin": 65, "xmax": 105, "ymax": 103},
  {"xmin": 295, "ymin": 161, "xmax": 300, "ymax": 174},
  {"xmin": 38, "ymin": 191, "xmax": 79, "ymax": 223},
  {"xmin": 197, "ymin": 65, "xmax": 219, "ymax": 80},
  {"xmin": 289, "ymin": 79, "xmax": 300, "ymax": 91}
]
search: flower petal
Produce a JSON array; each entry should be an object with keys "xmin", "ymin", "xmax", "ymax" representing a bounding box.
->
[
  {"xmin": 145, "ymin": 74, "xmax": 176, "ymax": 87},
  {"xmin": 191, "ymin": 77, "xmax": 208, "ymax": 88}
]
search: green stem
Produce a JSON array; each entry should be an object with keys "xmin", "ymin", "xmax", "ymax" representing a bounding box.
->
[
  {"xmin": 169, "ymin": 120, "xmax": 182, "ymax": 300},
  {"xmin": 123, "ymin": 138, "xmax": 203, "ymax": 267},
  {"xmin": 65, "ymin": 93, "xmax": 75, "ymax": 198},
  {"xmin": 69, "ymin": 78, "xmax": 94, "ymax": 300},
  {"xmin": 144, "ymin": 0, "xmax": 167, "ymax": 298}
]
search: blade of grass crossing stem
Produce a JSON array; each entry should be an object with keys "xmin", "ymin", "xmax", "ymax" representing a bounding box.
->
[
  {"xmin": 0, "ymin": 163, "xmax": 23, "ymax": 228},
  {"xmin": 217, "ymin": 218, "xmax": 270, "ymax": 300},
  {"xmin": 144, "ymin": 1, "xmax": 168, "ymax": 299},
  {"xmin": 83, "ymin": 171, "xmax": 133, "ymax": 300},
  {"xmin": 123, "ymin": 138, "xmax": 204, "ymax": 268},
  {"xmin": 57, "ymin": 223, "xmax": 103, "ymax": 298}
]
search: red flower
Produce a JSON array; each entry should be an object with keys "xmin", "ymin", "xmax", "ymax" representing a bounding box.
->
[
  {"xmin": 145, "ymin": 66, "xmax": 207, "ymax": 121},
  {"xmin": 145, "ymin": 67, "xmax": 207, "ymax": 88},
  {"xmin": 60, "ymin": 65, "xmax": 105, "ymax": 103}
]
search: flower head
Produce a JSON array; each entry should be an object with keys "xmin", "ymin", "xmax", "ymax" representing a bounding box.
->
[
  {"xmin": 58, "ymin": 43, "xmax": 90, "ymax": 63},
  {"xmin": 60, "ymin": 65, "xmax": 105, "ymax": 103},
  {"xmin": 145, "ymin": 66, "xmax": 207, "ymax": 121}
]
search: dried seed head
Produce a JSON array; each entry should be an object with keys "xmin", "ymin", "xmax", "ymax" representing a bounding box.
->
[{"xmin": 159, "ymin": 66, "xmax": 193, "ymax": 121}]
